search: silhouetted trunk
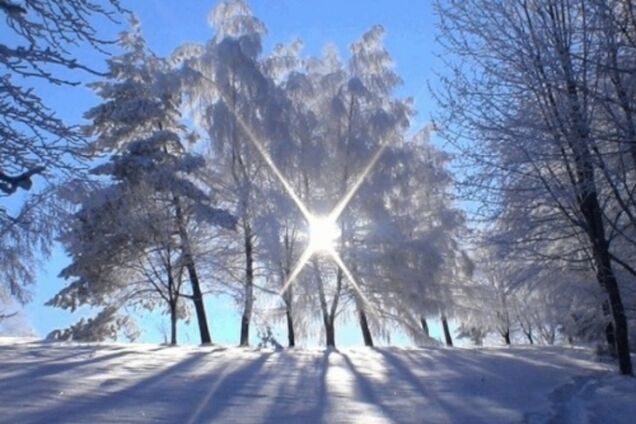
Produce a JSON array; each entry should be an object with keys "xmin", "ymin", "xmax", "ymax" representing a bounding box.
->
[
  {"xmin": 358, "ymin": 308, "xmax": 373, "ymax": 347},
  {"xmin": 240, "ymin": 223, "xmax": 254, "ymax": 347},
  {"xmin": 286, "ymin": 306, "xmax": 295, "ymax": 347},
  {"xmin": 166, "ymin": 261, "xmax": 178, "ymax": 346},
  {"xmin": 420, "ymin": 317, "xmax": 430, "ymax": 337},
  {"xmin": 561, "ymin": 60, "xmax": 632, "ymax": 375},
  {"xmin": 441, "ymin": 315, "xmax": 453, "ymax": 347},
  {"xmin": 281, "ymin": 285, "xmax": 295, "ymax": 347},
  {"xmin": 577, "ymin": 168, "xmax": 631, "ymax": 374},
  {"xmin": 284, "ymin": 285, "xmax": 295, "ymax": 347},
  {"xmin": 174, "ymin": 196, "xmax": 211, "ymax": 345},
  {"xmin": 282, "ymin": 240, "xmax": 295, "ymax": 348},
  {"xmin": 186, "ymin": 262, "xmax": 211, "ymax": 345},
  {"xmin": 502, "ymin": 330, "xmax": 511, "ymax": 345},
  {"xmin": 525, "ymin": 329, "xmax": 533, "ymax": 345},
  {"xmin": 169, "ymin": 301, "xmax": 177, "ymax": 346},
  {"xmin": 325, "ymin": 317, "xmax": 336, "ymax": 347}
]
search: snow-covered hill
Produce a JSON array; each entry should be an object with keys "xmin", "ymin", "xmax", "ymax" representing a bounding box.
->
[{"xmin": 0, "ymin": 338, "xmax": 633, "ymax": 423}]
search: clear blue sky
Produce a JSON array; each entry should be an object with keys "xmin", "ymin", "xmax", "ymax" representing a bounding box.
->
[{"xmin": 9, "ymin": 0, "xmax": 448, "ymax": 346}]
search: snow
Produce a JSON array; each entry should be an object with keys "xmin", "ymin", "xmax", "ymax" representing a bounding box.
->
[{"xmin": 0, "ymin": 338, "xmax": 634, "ymax": 423}]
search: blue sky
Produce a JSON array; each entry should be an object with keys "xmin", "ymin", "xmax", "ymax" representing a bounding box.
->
[{"xmin": 6, "ymin": 0, "xmax": 448, "ymax": 346}]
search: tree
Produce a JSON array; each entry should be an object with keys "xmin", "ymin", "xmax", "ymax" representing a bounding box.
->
[
  {"xmin": 48, "ymin": 20, "xmax": 235, "ymax": 344},
  {"xmin": 175, "ymin": 0, "xmax": 279, "ymax": 346},
  {"xmin": 436, "ymin": 0, "xmax": 634, "ymax": 374},
  {"xmin": 0, "ymin": 0, "xmax": 125, "ymax": 306},
  {"xmin": 170, "ymin": 2, "xmax": 466, "ymax": 349}
]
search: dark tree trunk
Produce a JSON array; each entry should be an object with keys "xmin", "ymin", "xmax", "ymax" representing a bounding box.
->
[
  {"xmin": 358, "ymin": 308, "xmax": 373, "ymax": 347},
  {"xmin": 503, "ymin": 330, "xmax": 511, "ymax": 345},
  {"xmin": 240, "ymin": 223, "xmax": 254, "ymax": 347},
  {"xmin": 170, "ymin": 302, "xmax": 178, "ymax": 346},
  {"xmin": 441, "ymin": 315, "xmax": 453, "ymax": 347},
  {"xmin": 166, "ymin": 262, "xmax": 179, "ymax": 346},
  {"xmin": 560, "ymin": 64, "xmax": 632, "ymax": 374},
  {"xmin": 283, "ymin": 283, "xmax": 295, "ymax": 348},
  {"xmin": 282, "ymin": 233, "xmax": 295, "ymax": 348},
  {"xmin": 525, "ymin": 329, "xmax": 534, "ymax": 345},
  {"xmin": 578, "ymin": 180, "xmax": 632, "ymax": 374},
  {"xmin": 240, "ymin": 314, "xmax": 250, "ymax": 347},
  {"xmin": 186, "ymin": 262, "xmax": 212, "ymax": 345},
  {"xmin": 286, "ymin": 306, "xmax": 295, "ymax": 348},
  {"xmin": 173, "ymin": 195, "xmax": 212, "ymax": 345},
  {"xmin": 325, "ymin": 317, "xmax": 336, "ymax": 347},
  {"xmin": 420, "ymin": 317, "xmax": 430, "ymax": 337}
]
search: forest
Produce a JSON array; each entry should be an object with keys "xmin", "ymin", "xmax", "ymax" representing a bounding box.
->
[{"xmin": 1, "ymin": 0, "xmax": 635, "ymax": 383}]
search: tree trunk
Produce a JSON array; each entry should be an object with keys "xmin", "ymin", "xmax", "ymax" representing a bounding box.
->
[
  {"xmin": 240, "ymin": 223, "xmax": 254, "ymax": 347},
  {"xmin": 186, "ymin": 262, "xmax": 212, "ymax": 345},
  {"xmin": 315, "ymin": 263, "xmax": 332, "ymax": 347},
  {"xmin": 314, "ymin": 259, "xmax": 340, "ymax": 348},
  {"xmin": 170, "ymin": 302, "xmax": 178, "ymax": 346},
  {"xmin": 420, "ymin": 317, "xmax": 430, "ymax": 337},
  {"xmin": 286, "ymin": 306, "xmax": 295, "ymax": 348},
  {"xmin": 560, "ymin": 51, "xmax": 632, "ymax": 374},
  {"xmin": 578, "ymin": 177, "xmax": 632, "ymax": 374},
  {"xmin": 284, "ymin": 284, "xmax": 295, "ymax": 347},
  {"xmin": 525, "ymin": 329, "xmax": 534, "ymax": 345},
  {"xmin": 594, "ymin": 248, "xmax": 631, "ymax": 373},
  {"xmin": 503, "ymin": 330, "xmax": 511, "ymax": 345},
  {"xmin": 173, "ymin": 196, "xmax": 212, "ymax": 345},
  {"xmin": 327, "ymin": 268, "xmax": 343, "ymax": 348},
  {"xmin": 313, "ymin": 257, "xmax": 342, "ymax": 347},
  {"xmin": 358, "ymin": 308, "xmax": 373, "ymax": 347},
  {"xmin": 282, "ymin": 233, "xmax": 295, "ymax": 348},
  {"xmin": 441, "ymin": 315, "xmax": 453, "ymax": 347},
  {"xmin": 325, "ymin": 316, "xmax": 336, "ymax": 347}
]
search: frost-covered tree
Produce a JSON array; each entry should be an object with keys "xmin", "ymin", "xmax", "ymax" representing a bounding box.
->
[
  {"xmin": 48, "ymin": 20, "xmax": 234, "ymax": 344},
  {"xmin": 175, "ymin": 0, "xmax": 282, "ymax": 346},
  {"xmin": 254, "ymin": 26, "xmax": 465, "ymax": 348},
  {"xmin": 166, "ymin": 2, "xmax": 466, "ymax": 349},
  {"xmin": 436, "ymin": 0, "xmax": 634, "ymax": 374},
  {"xmin": 0, "ymin": 0, "xmax": 124, "ymax": 309},
  {"xmin": 256, "ymin": 39, "xmax": 310, "ymax": 347}
]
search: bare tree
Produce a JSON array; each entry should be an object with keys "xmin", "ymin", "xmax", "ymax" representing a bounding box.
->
[{"xmin": 436, "ymin": 0, "xmax": 633, "ymax": 374}]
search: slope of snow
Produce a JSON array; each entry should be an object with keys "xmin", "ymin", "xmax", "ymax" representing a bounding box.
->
[{"xmin": 0, "ymin": 338, "xmax": 633, "ymax": 423}]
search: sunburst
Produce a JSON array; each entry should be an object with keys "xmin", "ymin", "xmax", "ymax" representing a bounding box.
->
[{"xmin": 200, "ymin": 73, "xmax": 387, "ymax": 308}]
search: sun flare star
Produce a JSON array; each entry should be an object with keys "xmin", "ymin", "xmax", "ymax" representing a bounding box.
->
[
  {"xmin": 205, "ymin": 76, "xmax": 386, "ymax": 308},
  {"xmin": 308, "ymin": 216, "xmax": 340, "ymax": 254},
  {"xmin": 235, "ymin": 109, "xmax": 386, "ymax": 306}
]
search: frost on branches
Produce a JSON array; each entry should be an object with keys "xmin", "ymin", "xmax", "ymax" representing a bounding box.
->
[{"xmin": 47, "ymin": 19, "xmax": 235, "ymax": 345}]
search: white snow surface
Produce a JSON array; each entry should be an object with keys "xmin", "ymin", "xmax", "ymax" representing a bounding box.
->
[{"xmin": 1, "ymin": 338, "xmax": 634, "ymax": 423}]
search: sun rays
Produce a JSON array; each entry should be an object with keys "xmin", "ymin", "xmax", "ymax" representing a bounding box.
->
[
  {"xmin": 234, "ymin": 107, "xmax": 385, "ymax": 305},
  {"xmin": 205, "ymin": 76, "xmax": 387, "ymax": 309}
]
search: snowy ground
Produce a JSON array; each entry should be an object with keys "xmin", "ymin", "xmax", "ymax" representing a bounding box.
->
[{"xmin": 0, "ymin": 338, "xmax": 634, "ymax": 423}]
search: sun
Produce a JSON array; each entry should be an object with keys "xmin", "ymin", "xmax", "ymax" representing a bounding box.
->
[{"xmin": 308, "ymin": 216, "xmax": 340, "ymax": 253}]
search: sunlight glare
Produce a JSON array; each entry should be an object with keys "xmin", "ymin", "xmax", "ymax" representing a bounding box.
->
[
  {"xmin": 201, "ymin": 74, "xmax": 388, "ymax": 305},
  {"xmin": 309, "ymin": 216, "xmax": 340, "ymax": 253}
]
